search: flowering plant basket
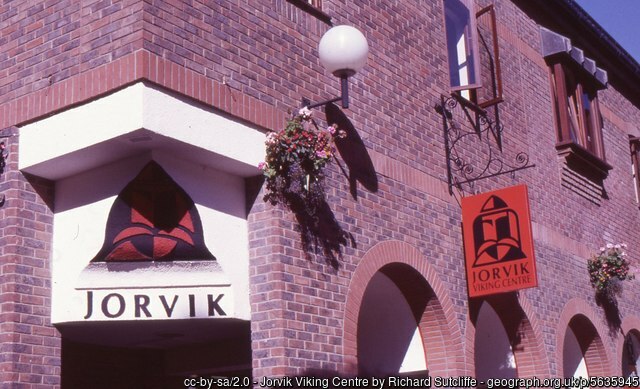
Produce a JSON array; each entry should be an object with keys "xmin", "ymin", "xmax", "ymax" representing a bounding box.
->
[
  {"xmin": 588, "ymin": 243, "xmax": 635, "ymax": 300},
  {"xmin": 260, "ymin": 107, "xmax": 344, "ymax": 213}
]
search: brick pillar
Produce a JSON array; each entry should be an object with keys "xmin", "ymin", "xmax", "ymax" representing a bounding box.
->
[
  {"xmin": 248, "ymin": 191, "xmax": 291, "ymax": 380},
  {"xmin": 0, "ymin": 128, "xmax": 61, "ymax": 388},
  {"xmin": 247, "ymin": 179, "xmax": 347, "ymax": 381}
]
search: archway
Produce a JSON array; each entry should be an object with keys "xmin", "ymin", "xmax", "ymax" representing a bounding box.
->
[
  {"xmin": 468, "ymin": 293, "xmax": 550, "ymax": 378},
  {"xmin": 474, "ymin": 302, "xmax": 517, "ymax": 380},
  {"xmin": 563, "ymin": 324, "xmax": 589, "ymax": 381},
  {"xmin": 622, "ymin": 330, "xmax": 640, "ymax": 377},
  {"xmin": 357, "ymin": 270, "xmax": 427, "ymax": 374},
  {"xmin": 343, "ymin": 241, "xmax": 463, "ymax": 377},
  {"xmin": 562, "ymin": 315, "xmax": 609, "ymax": 379}
]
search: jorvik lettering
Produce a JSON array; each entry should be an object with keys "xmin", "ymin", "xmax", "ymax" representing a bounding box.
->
[
  {"xmin": 472, "ymin": 261, "xmax": 530, "ymax": 282},
  {"xmin": 471, "ymin": 261, "xmax": 533, "ymax": 293},
  {"xmin": 83, "ymin": 291, "xmax": 226, "ymax": 320}
]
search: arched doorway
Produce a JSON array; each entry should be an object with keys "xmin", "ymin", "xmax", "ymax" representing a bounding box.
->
[
  {"xmin": 474, "ymin": 302, "xmax": 517, "ymax": 380},
  {"xmin": 563, "ymin": 324, "xmax": 589, "ymax": 380},
  {"xmin": 343, "ymin": 241, "xmax": 463, "ymax": 377},
  {"xmin": 562, "ymin": 314, "xmax": 609, "ymax": 379},
  {"xmin": 358, "ymin": 270, "xmax": 426, "ymax": 374},
  {"xmin": 622, "ymin": 330, "xmax": 640, "ymax": 377},
  {"xmin": 469, "ymin": 293, "xmax": 549, "ymax": 379}
]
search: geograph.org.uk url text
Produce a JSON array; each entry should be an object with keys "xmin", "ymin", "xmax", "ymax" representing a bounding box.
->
[{"xmin": 484, "ymin": 376, "xmax": 640, "ymax": 389}]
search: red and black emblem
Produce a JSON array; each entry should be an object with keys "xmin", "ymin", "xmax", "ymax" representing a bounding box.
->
[
  {"xmin": 462, "ymin": 184, "xmax": 538, "ymax": 297},
  {"xmin": 472, "ymin": 195, "xmax": 526, "ymax": 266},
  {"xmin": 91, "ymin": 161, "xmax": 215, "ymax": 262}
]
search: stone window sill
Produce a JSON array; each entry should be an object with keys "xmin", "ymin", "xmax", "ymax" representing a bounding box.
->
[{"xmin": 556, "ymin": 140, "xmax": 612, "ymax": 180}]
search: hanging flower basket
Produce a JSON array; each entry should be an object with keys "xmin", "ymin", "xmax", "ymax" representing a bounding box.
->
[
  {"xmin": 588, "ymin": 243, "xmax": 635, "ymax": 301},
  {"xmin": 259, "ymin": 107, "xmax": 344, "ymax": 214}
]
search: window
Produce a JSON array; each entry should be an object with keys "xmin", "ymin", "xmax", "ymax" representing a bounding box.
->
[
  {"xmin": 444, "ymin": 0, "xmax": 481, "ymax": 92},
  {"xmin": 551, "ymin": 63, "xmax": 605, "ymax": 158},
  {"xmin": 549, "ymin": 62, "xmax": 611, "ymax": 177},
  {"xmin": 443, "ymin": 1, "xmax": 503, "ymax": 107},
  {"xmin": 541, "ymin": 28, "xmax": 611, "ymax": 181}
]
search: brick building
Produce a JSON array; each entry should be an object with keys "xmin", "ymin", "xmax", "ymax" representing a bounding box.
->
[{"xmin": 1, "ymin": 0, "xmax": 640, "ymax": 387}]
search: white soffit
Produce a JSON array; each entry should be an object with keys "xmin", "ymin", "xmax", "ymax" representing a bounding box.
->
[{"xmin": 19, "ymin": 82, "xmax": 265, "ymax": 180}]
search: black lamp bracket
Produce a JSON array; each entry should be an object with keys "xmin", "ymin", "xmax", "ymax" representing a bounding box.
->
[{"xmin": 302, "ymin": 75, "xmax": 350, "ymax": 109}]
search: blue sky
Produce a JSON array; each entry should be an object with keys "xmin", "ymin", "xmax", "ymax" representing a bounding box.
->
[{"xmin": 575, "ymin": 0, "xmax": 640, "ymax": 63}]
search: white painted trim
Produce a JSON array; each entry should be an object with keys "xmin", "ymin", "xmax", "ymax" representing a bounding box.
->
[{"xmin": 19, "ymin": 82, "xmax": 265, "ymax": 180}]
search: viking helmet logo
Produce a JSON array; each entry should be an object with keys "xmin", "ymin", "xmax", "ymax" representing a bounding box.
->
[{"xmin": 472, "ymin": 195, "xmax": 526, "ymax": 266}]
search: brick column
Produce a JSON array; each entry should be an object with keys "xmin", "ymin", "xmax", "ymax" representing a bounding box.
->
[
  {"xmin": 247, "ymin": 190, "xmax": 291, "ymax": 380},
  {"xmin": 0, "ymin": 127, "xmax": 61, "ymax": 388},
  {"xmin": 247, "ymin": 182, "xmax": 348, "ymax": 381}
]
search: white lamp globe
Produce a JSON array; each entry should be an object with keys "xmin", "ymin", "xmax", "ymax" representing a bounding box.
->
[{"xmin": 318, "ymin": 25, "xmax": 369, "ymax": 77}]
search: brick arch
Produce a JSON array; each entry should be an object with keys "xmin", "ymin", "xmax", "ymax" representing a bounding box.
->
[
  {"xmin": 618, "ymin": 316, "xmax": 640, "ymax": 376},
  {"xmin": 465, "ymin": 292, "xmax": 550, "ymax": 379},
  {"xmin": 556, "ymin": 298, "xmax": 613, "ymax": 377},
  {"xmin": 514, "ymin": 293, "xmax": 552, "ymax": 377},
  {"xmin": 342, "ymin": 240, "xmax": 463, "ymax": 376}
]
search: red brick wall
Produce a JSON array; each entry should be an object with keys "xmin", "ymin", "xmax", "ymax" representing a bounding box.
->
[
  {"xmin": 3, "ymin": 0, "xmax": 640, "ymax": 385},
  {"xmin": 0, "ymin": 127, "xmax": 59, "ymax": 388},
  {"xmin": 0, "ymin": 1, "xmax": 144, "ymax": 104}
]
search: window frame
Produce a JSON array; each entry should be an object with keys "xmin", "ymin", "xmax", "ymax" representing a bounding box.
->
[
  {"xmin": 443, "ymin": 1, "xmax": 503, "ymax": 108},
  {"xmin": 443, "ymin": 0, "xmax": 483, "ymax": 92},
  {"xmin": 549, "ymin": 61, "xmax": 611, "ymax": 177},
  {"xmin": 475, "ymin": 4, "xmax": 503, "ymax": 108}
]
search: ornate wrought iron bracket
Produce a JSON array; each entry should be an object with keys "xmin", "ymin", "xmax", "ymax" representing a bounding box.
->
[{"xmin": 436, "ymin": 93, "xmax": 535, "ymax": 195}]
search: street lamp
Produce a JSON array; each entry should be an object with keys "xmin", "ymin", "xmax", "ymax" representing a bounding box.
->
[{"xmin": 303, "ymin": 25, "xmax": 369, "ymax": 109}]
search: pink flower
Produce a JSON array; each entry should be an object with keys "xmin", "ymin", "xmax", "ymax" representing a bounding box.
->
[
  {"xmin": 327, "ymin": 124, "xmax": 337, "ymax": 135},
  {"xmin": 265, "ymin": 132, "xmax": 278, "ymax": 145},
  {"xmin": 258, "ymin": 161, "xmax": 267, "ymax": 170},
  {"xmin": 299, "ymin": 107, "xmax": 312, "ymax": 120}
]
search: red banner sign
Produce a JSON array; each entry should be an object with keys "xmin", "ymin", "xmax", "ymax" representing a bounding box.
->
[{"xmin": 462, "ymin": 184, "xmax": 538, "ymax": 298}]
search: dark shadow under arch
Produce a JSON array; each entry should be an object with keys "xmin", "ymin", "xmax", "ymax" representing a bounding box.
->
[
  {"xmin": 469, "ymin": 293, "xmax": 550, "ymax": 378},
  {"xmin": 565, "ymin": 314, "xmax": 610, "ymax": 377},
  {"xmin": 357, "ymin": 263, "xmax": 455, "ymax": 376}
]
